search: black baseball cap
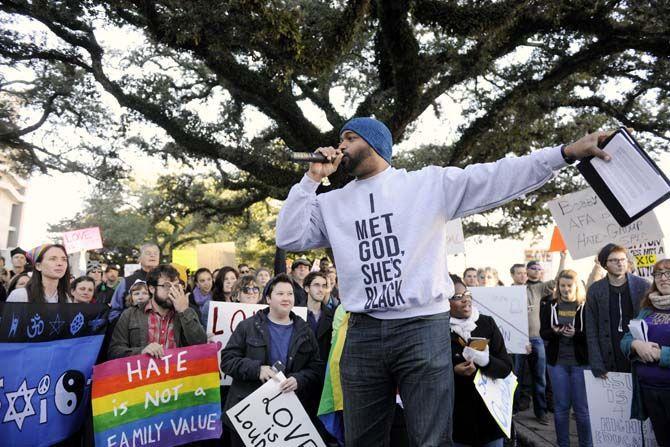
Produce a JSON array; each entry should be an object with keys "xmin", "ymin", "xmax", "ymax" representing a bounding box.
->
[{"xmin": 291, "ymin": 259, "xmax": 311, "ymax": 270}]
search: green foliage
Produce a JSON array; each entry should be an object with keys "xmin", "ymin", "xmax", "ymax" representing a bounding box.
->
[
  {"xmin": 47, "ymin": 179, "xmax": 282, "ymax": 267},
  {"xmin": 2, "ymin": 0, "xmax": 670, "ymax": 239}
]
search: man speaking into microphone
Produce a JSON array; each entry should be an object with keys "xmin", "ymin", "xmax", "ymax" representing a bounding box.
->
[{"xmin": 276, "ymin": 117, "xmax": 613, "ymax": 447}]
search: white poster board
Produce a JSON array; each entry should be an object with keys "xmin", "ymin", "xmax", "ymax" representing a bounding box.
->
[
  {"xmin": 470, "ymin": 286, "xmax": 528, "ymax": 354},
  {"xmin": 446, "ymin": 219, "xmax": 465, "ymax": 255},
  {"xmin": 227, "ymin": 372, "xmax": 325, "ymax": 447},
  {"xmin": 62, "ymin": 226, "xmax": 103, "ymax": 253},
  {"xmin": 123, "ymin": 263, "xmax": 140, "ymax": 277},
  {"xmin": 524, "ymin": 248, "xmax": 554, "ymax": 278},
  {"xmin": 547, "ymin": 188, "xmax": 664, "ymax": 260},
  {"xmin": 207, "ymin": 302, "xmax": 307, "ymax": 385},
  {"xmin": 584, "ymin": 372, "xmax": 657, "ymax": 447},
  {"xmin": 474, "ymin": 371, "xmax": 517, "ymax": 438}
]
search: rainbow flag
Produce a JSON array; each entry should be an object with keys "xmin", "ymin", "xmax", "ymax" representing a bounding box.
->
[
  {"xmin": 317, "ymin": 306, "xmax": 349, "ymax": 445},
  {"xmin": 92, "ymin": 343, "xmax": 222, "ymax": 447}
]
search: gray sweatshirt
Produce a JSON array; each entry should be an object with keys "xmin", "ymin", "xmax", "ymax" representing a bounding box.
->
[{"xmin": 276, "ymin": 146, "xmax": 566, "ymax": 319}]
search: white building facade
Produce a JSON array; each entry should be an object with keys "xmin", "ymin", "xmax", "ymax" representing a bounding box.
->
[{"xmin": 0, "ymin": 168, "xmax": 26, "ymax": 249}]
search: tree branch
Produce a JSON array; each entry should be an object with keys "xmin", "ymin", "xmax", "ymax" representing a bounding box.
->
[{"xmin": 0, "ymin": 91, "xmax": 62, "ymax": 138}]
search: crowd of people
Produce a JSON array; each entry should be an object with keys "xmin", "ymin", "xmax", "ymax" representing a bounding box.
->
[
  {"xmin": 1, "ymin": 240, "xmax": 668, "ymax": 447},
  {"xmin": 1, "ymin": 118, "xmax": 668, "ymax": 447}
]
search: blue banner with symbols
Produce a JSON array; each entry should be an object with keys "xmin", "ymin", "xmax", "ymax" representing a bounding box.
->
[{"xmin": 0, "ymin": 303, "xmax": 108, "ymax": 447}]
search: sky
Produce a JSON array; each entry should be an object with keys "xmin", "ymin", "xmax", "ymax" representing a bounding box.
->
[
  {"xmin": 8, "ymin": 17, "xmax": 670, "ymax": 284},
  {"xmin": 17, "ymin": 117, "xmax": 670, "ymax": 284}
]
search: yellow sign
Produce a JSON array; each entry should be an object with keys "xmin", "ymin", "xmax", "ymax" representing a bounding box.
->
[
  {"xmin": 172, "ymin": 248, "xmax": 198, "ymax": 271},
  {"xmin": 634, "ymin": 253, "xmax": 657, "ymax": 268}
]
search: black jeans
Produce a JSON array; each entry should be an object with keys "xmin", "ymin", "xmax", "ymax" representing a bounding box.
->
[
  {"xmin": 641, "ymin": 385, "xmax": 670, "ymax": 446},
  {"xmin": 340, "ymin": 312, "xmax": 454, "ymax": 447}
]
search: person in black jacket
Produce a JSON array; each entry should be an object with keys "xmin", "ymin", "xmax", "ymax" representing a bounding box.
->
[
  {"xmin": 221, "ymin": 273, "xmax": 323, "ymax": 447},
  {"xmin": 540, "ymin": 269, "xmax": 592, "ymax": 447},
  {"xmin": 303, "ymin": 271, "xmax": 335, "ymax": 361},
  {"xmin": 449, "ymin": 275, "xmax": 512, "ymax": 447}
]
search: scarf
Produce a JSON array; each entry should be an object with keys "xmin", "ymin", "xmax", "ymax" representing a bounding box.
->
[
  {"xmin": 192, "ymin": 287, "xmax": 212, "ymax": 307},
  {"xmin": 450, "ymin": 307, "xmax": 480, "ymax": 341},
  {"xmin": 649, "ymin": 293, "xmax": 670, "ymax": 311}
]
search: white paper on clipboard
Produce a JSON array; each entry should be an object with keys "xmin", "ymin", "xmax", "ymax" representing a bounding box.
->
[{"xmin": 591, "ymin": 132, "xmax": 670, "ymax": 216}]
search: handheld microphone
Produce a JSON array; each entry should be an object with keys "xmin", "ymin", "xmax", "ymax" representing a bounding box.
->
[{"xmin": 287, "ymin": 151, "xmax": 330, "ymax": 163}]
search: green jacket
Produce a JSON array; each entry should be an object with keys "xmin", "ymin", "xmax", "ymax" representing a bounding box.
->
[
  {"xmin": 108, "ymin": 303, "xmax": 207, "ymax": 359},
  {"xmin": 620, "ymin": 307, "xmax": 670, "ymax": 420}
]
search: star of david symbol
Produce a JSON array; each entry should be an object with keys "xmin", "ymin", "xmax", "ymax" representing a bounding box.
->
[
  {"xmin": 3, "ymin": 379, "xmax": 36, "ymax": 430},
  {"xmin": 48, "ymin": 314, "xmax": 66, "ymax": 336}
]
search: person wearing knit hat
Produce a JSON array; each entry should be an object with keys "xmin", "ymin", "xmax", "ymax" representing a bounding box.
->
[
  {"xmin": 9, "ymin": 246, "xmax": 29, "ymax": 278},
  {"xmin": 585, "ymin": 243, "xmax": 650, "ymax": 379},
  {"xmin": 87, "ymin": 260, "xmax": 104, "ymax": 288},
  {"xmin": 339, "ymin": 117, "xmax": 393, "ymax": 165},
  {"xmin": 278, "ymin": 117, "xmax": 621, "ymax": 445},
  {"xmin": 95, "ymin": 264, "xmax": 121, "ymax": 306},
  {"xmin": 596, "ymin": 243, "xmax": 619, "ymax": 268},
  {"xmin": 7, "ymin": 244, "xmax": 71, "ymax": 303}
]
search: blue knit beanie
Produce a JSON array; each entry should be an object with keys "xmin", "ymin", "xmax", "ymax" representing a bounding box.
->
[{"xmin": 340, "ymin": 117, "xmax": 393, "ymax": 165}]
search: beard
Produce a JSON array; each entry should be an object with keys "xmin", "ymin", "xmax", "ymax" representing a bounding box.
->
[
  {"xmin": 342, "ymin": 147, "xmax": 372, "ymax": 175},
  {"xmin": 154, "ymin": 294, "xmax": 174, "ymax": 309}
]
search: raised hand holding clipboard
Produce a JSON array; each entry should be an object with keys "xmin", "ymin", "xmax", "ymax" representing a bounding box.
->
[{"xmin": 576, "ymin": 127, "xmax": 670, "ymax": 227}]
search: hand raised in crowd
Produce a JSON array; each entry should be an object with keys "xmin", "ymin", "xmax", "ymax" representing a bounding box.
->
[
  {"xmin": 561, "ymin": 324, "xmax": 575, "ymax": 338},
  {"xmin": 307, "ymin": 147, "xmax": 343, "ymax": 182},
  {"xmin": 259, "ymin": 365, "xmax": 276, "ymax": 382},
  {"xmin": 141, "ymin": 342, "xmax": 164, "ymax": 358},
  {"xmin": 168, "ymin": 283, "xmax": 189, "ymax": 313},
  {"xmin": 563, "ymin": 128, "xmax": 632, "ymax": 162},
  {"xmin": 454, "ymin": 360, "xmax": 477, "ymax": 377},
  {"xmin": 632, "ymin": 340, "xmax": 661, "ymax": 363},
  {"xmin": 279, "ymin": 376, "xmax": 298, "ymax": 393}
]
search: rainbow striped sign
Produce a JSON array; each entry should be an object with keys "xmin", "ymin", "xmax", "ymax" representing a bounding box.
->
[{"xmin": 92, "ymin": 343, "xmax": 222, "ymax": 447}]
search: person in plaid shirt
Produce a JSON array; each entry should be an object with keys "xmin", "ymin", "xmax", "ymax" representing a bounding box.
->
[{"xmin": 108, "ymin": 264, "xmax": 207, "ymax": 359}]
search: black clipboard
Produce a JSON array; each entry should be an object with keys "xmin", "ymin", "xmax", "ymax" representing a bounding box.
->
[{"xmin": 576, "ymin": 127, "xmax": 670, "ymax": 227}]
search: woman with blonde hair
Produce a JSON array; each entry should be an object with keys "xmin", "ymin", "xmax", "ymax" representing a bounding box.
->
[
  {"xmin": 477, "ymin": 266, "xmax": 502, "ymax": 287},
  {"xmin": 540, "ymin": 269, "xmax": 592, "ymax": 447},
  {"xmin": 621, "ymin": 259, "xmax": 670, "ymax": 445}
]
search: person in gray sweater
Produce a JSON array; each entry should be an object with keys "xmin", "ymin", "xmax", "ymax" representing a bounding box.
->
[
  {"xmin": 585, "ymin": 244, "xmax": 649, "ymax": 378},
  {"xmin": 277, "ymin": 116, "xmax": 618, "ymax": 447}
]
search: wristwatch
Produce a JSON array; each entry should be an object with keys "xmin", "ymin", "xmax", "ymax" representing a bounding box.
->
[{"xmin": 561, "ymin": 144, "xmax": 577, "ymax": 165}]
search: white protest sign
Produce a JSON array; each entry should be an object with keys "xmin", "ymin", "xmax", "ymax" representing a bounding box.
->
[
  {"xmin": 227, "ymin": 372, "xmax": 326, "ymax": 447},
  {"xmin": 62, "ymin": 226, "xmax": 103, "ymax": 253},
  {"xmin": 207, "ymin": 302, "xmax": 307, "ymax": 385},
  {"xmin": 547, "ymin": 188, "xmax": 664, "ymax": 260},
  {"xmin": 124, "ymin": 263, "xmax": 140, "ymax": 277},
  {"xmin": 628, "ymin": 240, "xmax": 665, "ymax": 279},
  {"xmin": 584, "ymin": 371, "xmax": 657, "ymax": 447},
  {"xmin": 474, "ymin": 371, "xmax": 517, "ymax": 438},
  {"xmin": 470, "ymin": 286, "xmax": 528, "ymax": 354},
  {"xmin": 524, "ymin": 248, "xmax": 554, "ymax": 276},
  {"xmin": 446, "ymin": 219, "xmax": 465, "ymax": 254}
]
